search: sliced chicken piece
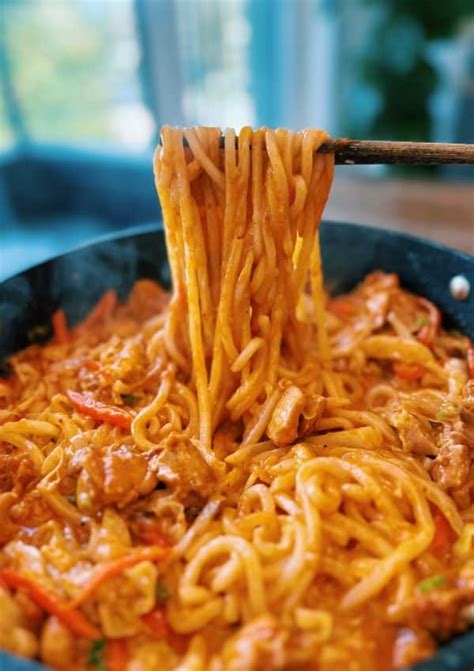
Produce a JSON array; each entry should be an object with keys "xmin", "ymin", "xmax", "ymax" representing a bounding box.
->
[
  {"xmin": 387, "ymin": 407, "xmax": 436, "ymax": 456},
  {"xmin": 431, "ymin": 426, "xmax": 470, "ymax": 490},
  {"xmin": 267, "ymin": 386, "xmax": 325, "ymax": 447},
  {"xmin": 149, "ymin": 435, "xmax": 215, "ymax": 500}
]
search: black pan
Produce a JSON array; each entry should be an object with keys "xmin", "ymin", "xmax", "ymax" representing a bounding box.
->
[{"xmin": 0, "ymin": 221, "xmax": 473, "ymax": 671}]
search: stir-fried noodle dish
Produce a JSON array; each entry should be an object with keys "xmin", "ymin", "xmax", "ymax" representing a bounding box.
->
[{"xmin": 0, "ymin": 127, "xmax": 473, "ymax": 671}]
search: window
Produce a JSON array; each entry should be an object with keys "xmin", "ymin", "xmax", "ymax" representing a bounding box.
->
[{"xmin": 1, "ymin": 0, "xmax": 155, "ymax": 150}]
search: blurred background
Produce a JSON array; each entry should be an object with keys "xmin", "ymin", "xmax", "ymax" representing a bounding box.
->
[{"xmin": 1, "ymin": 0, "xmax": 473, "ymax": 279}]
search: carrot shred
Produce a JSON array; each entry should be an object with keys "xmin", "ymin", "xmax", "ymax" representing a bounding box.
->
[
  {"xmin": 416, "ymin": 297, "xmax": 441, "ymax": 347},
  {"xmin": 71, "ymin": 546, "xmax": 169, "ymax": 607},
  {"xmin": 393, "ymin": 362, "xmax": 426, "ymax": 381},
  {"xmin": 67, "ymin": 390, "xmax": 132, "ymax": 430},
  {"xmin": 141, "ymin": 607, "xmax": 169, "ymax": 639},
  {"xmin": 430, "ymin": 511, "xmax": 456, "ymax": 555},
  {"xmin": 0, "ymin": 569, "xmax": 99, "ymax": 639},
  {"xmin": 52, "ymin": 309, "xmax": 70, "ymax": 345},
  {"xmin": 105, "ymin": 638, "xmax": 128, "ymax": 671}
]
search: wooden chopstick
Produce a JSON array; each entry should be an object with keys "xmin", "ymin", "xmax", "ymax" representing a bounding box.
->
[
  {"xmin": 172, "ymin": 134, "xmax": 474, "ymax": 166},
  {"xmin": 320, "ymin": 139, "xmax": 474, "ymax": 165}
]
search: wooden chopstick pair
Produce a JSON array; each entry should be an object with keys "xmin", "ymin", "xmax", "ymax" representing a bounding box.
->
[
  {"xmin": 167, "ymin": 134, "xmax": 474, "ymax": 166},
  {"xmin": 318, "ymin": 139, "xmax": 474, "ymax": 165}
]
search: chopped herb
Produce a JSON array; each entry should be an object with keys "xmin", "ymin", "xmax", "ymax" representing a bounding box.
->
[
  {"xmin": 419, "ymin": 574, "xmax": 446, "ymax": 593},
  {"xmin": 122, "ymin": 394, "xmax": 139, "ymax": 405},
  {"xmin": 87, "ymin": 639, "xmax": 106, "ymax": 671},
  {"xmin": 67, "ymin": 494, "xmax": 77, "ymax": 504},
  {"xmin": 156, "ymin": 581, "xmax": 170, "ymax": 603},
  {"xmin": 415, "ymin": 317, "xmax": 428, "ymax": 330}
]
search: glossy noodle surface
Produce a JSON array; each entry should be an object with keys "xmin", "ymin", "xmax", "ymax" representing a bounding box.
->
[{"xmin": 0, "ymin": 127, "xmax": 473, "ymax": 671}]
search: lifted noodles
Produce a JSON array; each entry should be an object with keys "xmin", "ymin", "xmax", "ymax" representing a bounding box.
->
[{"xmin": 0, "ymin": 127, "xmax": 473, "ymax": 671}]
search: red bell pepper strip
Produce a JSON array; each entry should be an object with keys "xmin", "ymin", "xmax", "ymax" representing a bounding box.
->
[
  {"xmin": 135, "ymin": 521, "xmax": 169, "ymax": 548},
  {"xmin": 143, "ymin": 606, "xmax": 187, "ymax": 653},
  {"xmin": 141, "ymin": 607, "xmax": 169, "ymax": 639},
  {"xmin": 467, "ymin": 341, "xmax": 474, "ymax": 379},
  {"xmin": 326, "ymin": 297, "xmax": 356, "ymax": 316},
  {"xmin": 430, "ymin": 511, "xmax": 456, "ymax": 555},
  {"xmin": 0, "ymin": 568, "xmax": 99, "ymax": 640},
  {"xmin": 83, "ymin": 360, "xmax": 101, "ymax": 371},
  {"xmin": 105, "ymin": 639, "xmax": 128, "ymax": 671},
  {"xmin": 67, "ymin": 390, "xmax": 132, "ymax": 430},
  {"xmin": 393, "ymin": 362, "xmax": 426, "ymax": 381}
]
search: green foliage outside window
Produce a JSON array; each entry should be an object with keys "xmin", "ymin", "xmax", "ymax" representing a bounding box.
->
[
  {"xmin": 0, "ymin": 0, "xmax": 139, "ymax": 147},
  {"xmin": 358, "ymin": 0, "xmax": 473, "ymax": 141}
]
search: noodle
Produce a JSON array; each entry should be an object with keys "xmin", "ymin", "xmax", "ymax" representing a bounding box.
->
[{"xmin": 0, "ymin": 127, "xmax": 473, "ymax": 671}]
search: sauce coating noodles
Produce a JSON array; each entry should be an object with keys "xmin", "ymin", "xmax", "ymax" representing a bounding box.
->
[{"xmin": 0, "ymin": 127, "xmax": 473, "ymax": 671}]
